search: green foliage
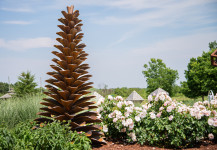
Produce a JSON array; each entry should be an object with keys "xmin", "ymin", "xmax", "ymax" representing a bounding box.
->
[
  {"xmin": 0, "ymin": 128, "xmax": 16, "ymax": 150},
  {"xmin": 98, "ymin": 94, "xmax": 216, "ymax": 148},
  {"xmin": 136, "ymin": 97, "xmax": 209, "ymax": 148},
  {"xmin": 142, "ymin": 58, "xmax": 179, "ymax": 96},
  {"xmin": 0, "ymin": 121, "xmax": 91, "ymax": 150},
  {"xmin": 209, "ymin": 40, "xmax": 217, "ymax": 50},
  {"xmin": 0, "ymin": 93, "xmax": 43, "ymax": 128},
  {"xmin": 14, "ymin": 71, "xmax": 37, "ymax": 97},
  {"xmin": 0, "ymin": 82, "xmax": 9, "ymax": 94},
  {"xmin": 181, "ymin": 49, "xmax": 217, "ymax": 100}
]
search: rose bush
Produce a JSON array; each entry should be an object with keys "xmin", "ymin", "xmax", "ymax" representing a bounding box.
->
[{"xmin": 97, "ymin": 92, "xmax": 217, "ymax": 148}]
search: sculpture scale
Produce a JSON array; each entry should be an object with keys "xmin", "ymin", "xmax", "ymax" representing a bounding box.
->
[{"xmin": 35, "ymin": 5, "xmax": 105, "ymax": 145}]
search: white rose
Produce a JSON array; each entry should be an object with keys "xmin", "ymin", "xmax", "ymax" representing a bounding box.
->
[
  {"xmin": 129, "ymin": 132, "xmax": 137, "ymax": 141},
  {"xmin": 135, "ymin": 116, "xmax": 141, "ymax": 122},
  {"xmin": 208, "ymin": 118, "xmax": 214, "ymax": 126},
  {"xmin": 97, "ymin": 114, "xmax": 101, "ymax": 119},
  {"xmin": 96, "ymin": 97, "xmax": 105, "ymax": 106},
  {"xmin": 213, "ymin": 120, "xmax": 217, "ymax": 127},
  {"xmin": 122, "ymin": 120, "xmax": 127, "ymax": 126},
  {"xmin": 149, "ymin": 112, "xmax": 156, "ymax": 119},
  {"xmin": 156, "ymin": 112, "xmax": 162, "ymax": 118},
  {"xmin": 124, "ymin": 112, "xmax": 130, "ymax": 117},
  {"xmin": 129, "ymin": 124, "xmax": 134, "ymax": 130},
  {"xmin": 148, "ymin": 95, "xmax": 153, "ymax": 102},
  {"xmin": 126, "ymin": 118, "xmax": 133, "ymax": 126},
  {"xmin": 103, "ymin": 125, "xmax": 108, "ymax": 132},
  {"xmin": 113, "ymin": 118, "xmax": 118, "ymax": 123},
  {"xmin": 166, "ymin": 106, "xmax": 173, "ymax": 112},
  {"xmin": 159, "ymin": 94, "xmax": 165, "ymax": 101},
  {"xmin": 108, "ymin": 95, "xmax": 113, "ymax": 100},
  {"xmin": 115, "ymin": 96, "xmax": 123, "ymax": 101},
  {"xmin": 208, "ymin": 133, "xmax": 214, "ymax": 140},
  {"xmin": 117, "ymin": 102, "xmax": 123, "ymax": 108},
  {"xmin": 168, "ymin": 115, "xmax": 173, "ymax": 121},
  {"xmin": 139, "ymin": 111, "xmax": 147, "ymax": 118},
  {"xmin": 159, "ymin": 107, "xmax": 164, "ymax": 111}
]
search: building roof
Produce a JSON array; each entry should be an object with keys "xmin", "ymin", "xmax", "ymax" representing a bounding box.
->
[
  {"xmin": 0, "ymin": 93, "xmax": 12, "ymax": 99},
  {"xmin": 149, "ymin": 88, "xmax": 169, "ymax": 96},
  {"xmin": 126, "ymin": 91, "xmax": 144, "ymax": 101}
]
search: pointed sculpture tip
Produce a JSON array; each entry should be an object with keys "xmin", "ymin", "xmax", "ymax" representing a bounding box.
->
[{"xmin": 67, "ymin": 5, "xmax": 74, "ymax": 14}]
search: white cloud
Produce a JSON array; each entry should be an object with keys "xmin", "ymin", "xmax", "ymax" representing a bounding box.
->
[
  {"xmin": 0, "ymin": 37, "xmax": 56, "ymax": 51},
  {"xmin": 2, "ymin": 20, "xmax": 34, "ymax": 25},
  {"xmin": 1, "ymin": 7, "xmax": 34, "ymax": 12},
  {"xmin": 91, "ymin": 0, "xmax": 217, "ymax": 46},
  {"xmin": 93, "ymin": 0, "xmax": 216, "ymax": 25},
  {"xmin": 61, "ymin": 0, "xmax": 216, "ymax": 10},
  {"xmin": 88, "ymin": 31, "xmax": 217, "ymax": 88}
]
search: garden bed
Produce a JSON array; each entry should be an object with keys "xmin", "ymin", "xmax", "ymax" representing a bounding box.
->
[
  {"xmin": 93, "ymin": 140, "xmax": 217, "ymax": 150},
  {"xmin": 96, "ymin": 93, "xmax": 217, "ymax": 149}
]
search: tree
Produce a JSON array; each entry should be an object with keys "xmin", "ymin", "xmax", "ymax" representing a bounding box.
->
[
  {"xmin": 0, "ymin": 82, "xmax": 9, "ymax": 94},
  {"xmin": 209, "ymin": 40, "xmax": 217, "ymax": 50},
  {"xmin": 142, "ymin": 58, "xmax": 179, "ymax": 96},
  {"xmin": 14, "ymin": 71, "xmax": 37, "ymax": 96},
  {"xmin": 35, "ymin": 6, "xmax": 105, "ymax": 144},
  {"xmin": 181, "ymin": 49, "xmax": 217, "ymax": 101}
]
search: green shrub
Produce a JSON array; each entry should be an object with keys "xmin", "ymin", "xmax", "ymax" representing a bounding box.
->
[
  {"xmin": 14, "ymin": 121, "xmax": 91, "ymax": 150},
  {"xmin": 98, "ymin": 94, "xmax": 217, "ymax": 148},
  {"xmin": 0, "ymin": 128, "xmax": 16, "ymax": 150},
  {"xmin": 0, "ymin": 82, "xmax": 9, "ymax": 94},
  {"xmin": 0, "ymin": 120, "xmax": 92, "ymax": 150}
]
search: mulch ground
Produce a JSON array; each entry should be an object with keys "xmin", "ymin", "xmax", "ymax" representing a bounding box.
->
[{"xmin": 93, "ymin": 140, "xmax": 217, "ymax": 150}]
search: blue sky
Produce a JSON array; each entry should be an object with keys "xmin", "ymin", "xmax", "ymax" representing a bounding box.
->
[{"xmin": 0, "ymin": 0, "xmax": 217, "ymax": 88}]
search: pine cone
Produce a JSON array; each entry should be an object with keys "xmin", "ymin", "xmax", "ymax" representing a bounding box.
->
[{"xmin": 35, "ymin": 5, "xmax": 105, "ymax": 145}]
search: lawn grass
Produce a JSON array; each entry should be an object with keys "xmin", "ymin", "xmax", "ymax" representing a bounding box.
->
[
  {"xmin": 0, "ymin": 93, "xmax": 44, "ymax": 129},
  {"xmin": 172, "ymin": 93, "xmax": 207, "ymax": 106}
]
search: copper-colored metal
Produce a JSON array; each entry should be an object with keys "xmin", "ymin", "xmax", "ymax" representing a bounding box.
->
[
  {"xmin": 211, "ymin": 49, "xmax": 217, "ymax": 66},
  {"xmin": 35, "ymin": 5, "xmax": 105, "ymax": 145}
]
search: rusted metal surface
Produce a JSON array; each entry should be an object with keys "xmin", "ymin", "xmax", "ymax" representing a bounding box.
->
[
  {"xmin": 211, "ymin": 49, "xmax": 217, "ymax": 66},
  {"xmin": 35, "ymin": 5, "xmax": 105, "ymax": 145}
]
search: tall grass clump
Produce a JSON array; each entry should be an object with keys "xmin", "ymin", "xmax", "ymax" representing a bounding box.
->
[{"xmin": 0, "ymin": 93, "xmax": 44, "ymax": 128}]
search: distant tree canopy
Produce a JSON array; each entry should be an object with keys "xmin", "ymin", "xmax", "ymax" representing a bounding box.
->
[
  {"xmin": 142, "ymin": 58, "xmax": 179, "ymax": 96},
  {"xmin": 14, "ymin": 71, "xmax": 37, "ymax": 97},
  {"xmin": 0, "ymin": 82, "xmax": 9, "ymax": 94},
  {"xmin": 181, "ymin": 48, "xmax": 217, "ymax": 101},
  {"xmin": 209, "ymin": 40, "xmax": 217, "ymax": 50}
]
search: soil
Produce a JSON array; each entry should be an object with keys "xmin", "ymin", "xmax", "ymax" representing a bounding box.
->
[{"xmin": 93, "ymin": 140, "xmax": 217, "ymax": 150}]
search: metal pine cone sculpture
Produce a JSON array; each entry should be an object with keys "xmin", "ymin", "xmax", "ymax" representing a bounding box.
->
[{"xmin": 35, "ymin": 5, "xmax": 105, "ymax": 145}]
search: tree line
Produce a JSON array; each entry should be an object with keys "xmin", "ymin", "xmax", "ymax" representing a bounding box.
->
[{"xmin": 0, "ymin": 41, "xmax": 217, "ymax": 99}]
